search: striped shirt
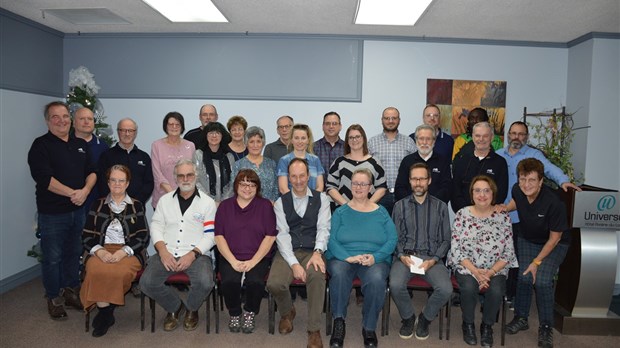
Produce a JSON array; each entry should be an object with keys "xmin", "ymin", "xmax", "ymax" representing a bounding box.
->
[
  {"xmin": 326, "ymin": 156, "xmax": 387, "ymax": 203},
  {"xmin": 368, "ymin": 132, "xmax": 416, "ymax": 190}
]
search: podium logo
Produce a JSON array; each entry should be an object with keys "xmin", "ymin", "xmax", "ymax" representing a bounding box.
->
[{"xmin": 597, "ymin": 195, "xmax": 616, "ymax": 211}]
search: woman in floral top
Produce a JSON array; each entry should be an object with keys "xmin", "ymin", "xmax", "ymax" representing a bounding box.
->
[{"xmin": 448, "ymin": 175, "xmax": 517, "ymax": 347}]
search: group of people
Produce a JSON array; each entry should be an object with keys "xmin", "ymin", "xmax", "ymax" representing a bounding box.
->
[{"xmin": 29, "ymin": 100, "xmax": 579, "ymax": 348}]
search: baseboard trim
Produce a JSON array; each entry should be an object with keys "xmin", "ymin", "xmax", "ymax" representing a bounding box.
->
[{"xmin": 0, "ymin": 264, "xmax": 40, "ymax": 294}]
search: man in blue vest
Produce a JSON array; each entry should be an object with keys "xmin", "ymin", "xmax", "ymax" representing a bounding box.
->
[{"xmin": 267, "ymin": 158, "xmax": 331, "ymax": 348}]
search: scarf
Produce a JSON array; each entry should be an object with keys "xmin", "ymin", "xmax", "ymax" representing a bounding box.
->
[{"xmin": 202, "ymin": 145, "xmax": 232, "ymax": 196}]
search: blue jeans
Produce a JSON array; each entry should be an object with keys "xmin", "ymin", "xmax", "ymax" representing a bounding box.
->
[
  {"xmin": 514, "ymin": 238, "xmax": 568, "ymax": 326},
  {"xmin": 38, "ymin": 209, "xmax": 84, "ymax": 298},
  {"xmin": 389, "ymin": 259, "xmax": 452, "ymax": 321},
  {"xmin": 140, "ymin": 253, "xmax": 214, "ymax": 312},
  {"xmin": 328, "ymin": 259, "xmax": 389, "ymax": 331}
]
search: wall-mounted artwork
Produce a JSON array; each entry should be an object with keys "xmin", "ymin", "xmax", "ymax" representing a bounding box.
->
[{"xmin": 427, "ymin": 79, "xmax": 506, "ymax": 140}]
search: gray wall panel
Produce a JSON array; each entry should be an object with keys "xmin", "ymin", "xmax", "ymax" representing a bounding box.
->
[
  {"xmin": 0, "ymin": 10, "xmax": 64, "ymax": 96},
  {"xmin": 63, "ymin": 36, "xmax": 362, "ymax": 101}
]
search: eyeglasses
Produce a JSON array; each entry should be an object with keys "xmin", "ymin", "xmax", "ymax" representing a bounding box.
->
[
  {"xmin": 409, "ymin": 177, "xmax": 429, "ymax": 183},
  {"xmin": 118, "ymin": 129, "xmax": 136, "ymax": 134},
  {"xmin": 277, "ymin": 124, "xmax": 292, "ymax": 130},
  {"xmin": 424, "ymin": 113, "xmax": 440, "ymax": 119},
  {"xmin": 239, "ymin": 182, "xmax": 257, "ymax": 189},
  {"xmin": 518, "ymin": 177, "xmax": 540, "ymax": 185},
  {"xmin": 176, "ymin": 173, "xmax": 196, "ymax": 180},
  {"xmin": 207, "ymin": 131, "xmax": 222, "ymax": 137},
  {"xmin": 351, "ymin": 182, "xmax": 371, "ymax": 188},
  {"xmin": 167, "ymin": 123, "xmax": 181, "ymax": 128},
  {"xmin": 508, "ymin": 132, "xmax": 528, "ymax": 137},
  {"xmin": 416, "ymin": 137, "xmax": 433, "ymax": 143},
  {"xmin": 348, "ymin": 135, "xmax": 362, "ymax": 141},
  {"xmin": 108, "ymin": 178, "xmax": 127, "ymax": 184},
  {"xmin": 473, "ymin": 188, "xmax": 492, "ymax": 194},
  {"xmin": 200, "ymin": 112, "xmax": 217, "ymax": 117},
  {"xmin": 382, "ymin": 116, "xmax": 399, "ymax": 121},
  {"xmin": 323, "ymin": 122, "xmax": 340, "ymax": 127}
]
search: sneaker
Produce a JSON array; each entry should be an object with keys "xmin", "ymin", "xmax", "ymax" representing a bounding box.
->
[
  {"xmin": 506, "ymin": 316, "xmax": 529, "ymax": 334},
  {"xmin": 398, "ymin": 315, "xmax": 415, "ymax": 339},
  {"xmin": 480, "ymin": 322, "xmax": 493, "ymax": 347},
  {"xmin": 415, "ymin": 313, "xmax": 430, "ymax": 340},
  {"xmin": 538, "ymin": 324, "xmax": 553, "ymax": 348},
  {"xmin": 329, "ymin": 318, "xmax": 346, "ymax": 348},
  {"xmin": 228, "ymin": 315, "xmax": 241, "ymax": 333},
  {"xmin": 242, "ymin": 311, "xmax": 256, "ymax": 334},
  {"xmin": 462, "ymin": 322, "xmax": 477, "ymax": 346}
]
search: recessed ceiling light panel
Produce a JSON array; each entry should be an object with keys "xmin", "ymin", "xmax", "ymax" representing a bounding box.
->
[
  {"xmin": 42, "ymin": 8, "xmax": 131, "ymax": 25},
  {"xmin": 142, "ymin": 0, "xmax": 228, "ymax": 22},
  {"xmin": 355, "ymin": 0, "xmax": 433, "ymax": 26}
]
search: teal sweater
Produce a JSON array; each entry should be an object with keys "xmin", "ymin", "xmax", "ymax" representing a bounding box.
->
[{"xmin": 326, "ymin": 204, "xmax": 397, "ymax": 265}]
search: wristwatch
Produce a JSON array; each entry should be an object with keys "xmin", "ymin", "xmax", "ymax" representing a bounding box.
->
[
  {"xmin": 314, "ymin": 249, "xmax": 324, "ymax": 255},
  {"xmin": 192, "ymin": 249, "xmax": 202, "ymax": 259}
]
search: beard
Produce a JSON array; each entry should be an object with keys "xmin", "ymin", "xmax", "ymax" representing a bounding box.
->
[
  {"xmin": 510, "ymin": 140, "xmax": 524, "ymax": 150},
  {"xmin": 179, "ymin": 182, "xmax": 196, "ymax": 192},
  {"xmin": 413, "ymin": 187, "xmax": 427, "ymax": 197},
  {"xmin": 418, "ymin": 146, "xmax": 432, "ymax": 157}
]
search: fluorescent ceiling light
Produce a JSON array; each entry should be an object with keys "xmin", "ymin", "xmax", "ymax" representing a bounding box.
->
[
  {"xmin": 355, "ymin": 0, "xmax": 433, "ymax": 26},
  {"xmin": 142, "ymin": 0, "xmax": 228, "ymax": 22}
]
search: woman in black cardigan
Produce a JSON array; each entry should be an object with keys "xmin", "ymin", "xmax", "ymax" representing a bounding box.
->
[{"xmin": 81, "ymin": 165, "xmax": 149, "ymax": 337}]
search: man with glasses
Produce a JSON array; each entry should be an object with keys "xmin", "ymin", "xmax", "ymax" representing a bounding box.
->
[
  {"xmin": 368, "ymin": 106, "xmax": 416, "ymax": 215},
  {"xmin": 140, "ymin": 159, "xmax": 217, "ymax": 332},
  {"xmin": 265, "ymin": 115, "xmax": 294, "ymax": 163},
  {"xmin": 184, "ymin": 104, "xmax": 219, "ymax": 149},
  {"xmin": 410, "ymin": 104, "xmax": 454, "ymax": 160},
  {"xmin": 390, "ymin": 162, "xmax": 452, "ymax": 341},
  {"xmin": 28, "ymin": 101, "xmax": 97, "ymax": 319},
  {"xmin": 395, "ymin": 124, "xmax": 451, "ymax": 204},
  {"xmin": 98, "ymin": 118, "xmax": 154, "ymax": 205},
  {"xmin": 496, "ymin": 121, "xmax": 580, "ymax": 306},
  {"xmin": 314, "ymin": 111, "xmax": 344, "ymax": 173}
]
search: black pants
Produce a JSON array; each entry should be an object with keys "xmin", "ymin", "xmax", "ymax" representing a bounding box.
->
[{"xmin": 219, "ymin": 256, "xmax": 270, "ymax": 316}]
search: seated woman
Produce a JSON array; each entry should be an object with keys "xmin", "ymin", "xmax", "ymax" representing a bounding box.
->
[
  {"xmin": 327, "ymin": 124, "xmax": 387, "ymax": 210},
  {"xmin": 232, "ymin": 126, "xmax": 278, "ymax": 202},
  {"xmin": 215, "ymin": 169, "xmax": 277, "ymax": 334},
  {"xmin": 448, "ymin": 175, "xmax": 517, "ymax": 347},
  {"xmin": 194, "ymin": 122, "xmax": 235, "ymax": 205},
  {"xmin": 503, "ymin": 158, "xmax": 571, "ymax": 348},
  {"xmin": 277, "ymin": 124, "xmax": 325, "ymax": 194},
  {"xmin": 326, "ymin": 168, "xmax": 397, "ymax": 348},
  {"xmin": 80, "ymin": 165, "xmax": 150, "ymax": 337}
]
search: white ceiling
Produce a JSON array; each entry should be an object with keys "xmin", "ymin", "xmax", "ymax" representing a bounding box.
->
[{"xmin": 2, "ymin": 0, "xmax": 619, "ymax": 43}]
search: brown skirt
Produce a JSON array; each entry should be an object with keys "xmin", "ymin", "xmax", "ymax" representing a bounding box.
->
[{"xmin": 80, "ymin": 244, "xmax": 141, "ymax": 310}]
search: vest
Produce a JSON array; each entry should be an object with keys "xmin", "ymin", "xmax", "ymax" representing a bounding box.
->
[{"xmin": 281, "ymin": 189, "xmax": 321, "ymax": 250}]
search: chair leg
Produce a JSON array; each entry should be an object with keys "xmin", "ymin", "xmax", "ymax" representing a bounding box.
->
[
  {"xmin": 438, "ymin": 305, "xmax": 443, "ymax": 340},
  {"xmin": 381, "ymin": 288, "xmax": 390, "ymax": 336},
  {"xmin": 140, "ymin": 292, "xmax": 145, "ymax": 331},
  {"xmin": 325, "ymin": 286, "xmax": 332, "ymax": 335},
  {"xmin": 214, "ymin": 284, "xmax": 220, "ymax": 334},
  {"xmin": 206, "ymin": 292, "xmax": 211, "ymax": 334},
  {"xmin": 85, "ymin": 307, "xmax": 90, "ymax": 332},
  {"xmin": 150, "ymin": 298, "xmax": 156, "ymax": 332},
  {"xmin": 268, "ymin": 292, "xmax": 275, "ymax": 334},
  {"xmin": 501, "ymin": 295, "xmax": 507, "ymax": 346},
  {"xmin": 446, "ymin": 294, "xmax": 452, "ymax": 340}
]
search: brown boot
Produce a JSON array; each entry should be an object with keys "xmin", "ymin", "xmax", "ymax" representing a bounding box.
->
[
  {"xmin": 163, "ymin": 303, "xmax": 185, "ymax": 331},
  {"xmin": 278, "ymin": 306, "xmax": 296, "ymax": 334},
  {"xmin": 47, "ymin": 296, "xmax": 67, "ymax": 320},
  {"xmin": 61, "ymin": 287, "xmax": 83, "ymax": 310},
  {"xmin": 307, "ymin": 330, "xmax": 323, "ymax": 348}
]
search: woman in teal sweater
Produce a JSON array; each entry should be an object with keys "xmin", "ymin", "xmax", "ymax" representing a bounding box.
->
[{"xmin": 326, "ymin": 168, "xmax": 397, "ymax": 348}]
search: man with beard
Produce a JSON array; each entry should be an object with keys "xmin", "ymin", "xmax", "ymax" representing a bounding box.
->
[
  {"xmin": 396, "ymin": 124, "xmax": 451, "ymax": 203},
  {"xmin": 368, "ymin": 106, "xmax": 416, "ymax": 215},
  {"xmin": 451, "ymin": 122, "xmax": 508, "ymax": 213},
  {"xmin": 140, "ymin": 159, "xmax": 217, "ymax": 332},
  {"xmin": 496, "ymin": 121, "xmax": 579, "ymax": 302},
  {"xmin": 409, "ymin": 104, "xmax": 454, "ymax": 160},
  {"xmin": 389, "ymin": 162, "xmax": 452, "ymax": 341}
]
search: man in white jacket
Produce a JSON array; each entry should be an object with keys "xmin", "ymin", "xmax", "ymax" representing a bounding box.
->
[{"xmin": 140, "ymin": 159, "xmax": 217, "ymax": 332}]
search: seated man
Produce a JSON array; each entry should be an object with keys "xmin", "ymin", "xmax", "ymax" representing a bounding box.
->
[
  {"xmin": 140, "ymin": 159, "xmax": 217, "ymax": 332},
  {"xmin": 267, "ymin": 158, "xmax": 331, "ymax": 348},
  {"xmin": 390, "ymin": 163, "xmax": 452, "ymax": 340}
]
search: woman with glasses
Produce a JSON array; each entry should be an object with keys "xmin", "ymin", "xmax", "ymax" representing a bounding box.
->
[
  {"xmin": 448, "ymin": 175, "xmax": 517, "ymax": 347},
  {"xmin": 215, "ymin": 170, "xmax": 277, "ymax": 334},
  {"xmin": 326, "ymin": 124, "xmax": 387, "ymax": 210},
  {"xmin": 151, "ymin": 112, "xmax": 195, "ymax": 209},
  {"xmin": 326, "ymin": 168, "xmax": 397, "ymax": 348},
  {"xmin": 81, "ymin": 165, "xmax": 149, "ymax": 337},
  {"xmin": 277, "ymin": 124, "xmax": 325, "ymax": 194},
  {"xmin": 193, "ymin": 122, "xmax": 235, "ymax": 205},
  {"xmin": 226, "ymin": 115, "xmax": 249, "ymax": 161},
  {"xmin": 232, "ymin": 126, "xmax": 278, "ymax": 202}
]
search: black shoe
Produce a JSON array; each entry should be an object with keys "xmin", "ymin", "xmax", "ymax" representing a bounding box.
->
[
  {"xmin": 506, "ymin": 316, "xmax": 529, "ymax": 334},
  {"xmin": 329, "ymin": 318, "xmax": 346, "ymax": 348},
  {"xmin": 462, "ymin": 322, "xmax": 477, "ymax": 345},
  {"xmin": 362, "ymin": 329, "xmax": 378, "ymax": 348},
  {"xmin": 480, "ymin": 322, "xmax": 493, "ymax": 347},
  {"xmin": 538, "ymin": 324, "xmax": 553, "ymax": 348},
  {"xmin": 47, "ymin": 297, "xmax": 67, "ymax": 321},
  {"xmin": 415, "ymin": 313, "xmax": 430, "ymax": 340},
  {"xmin": 398, "ymin": 315, "xmax": 415, "ymax": 339},
  {"xmin": 92, "ymin": 305, "xmax": 116, "ymax": 337},
  {"xmin": 61, "ymin": 287, "xmax": 83, "ymax": 310}
]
